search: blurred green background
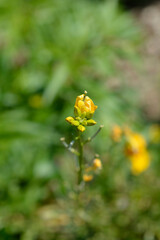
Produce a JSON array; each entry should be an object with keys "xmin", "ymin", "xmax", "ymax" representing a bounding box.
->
[{"xmin": 0, "ymin": 0, "xmax": 160, "ymax": 239}]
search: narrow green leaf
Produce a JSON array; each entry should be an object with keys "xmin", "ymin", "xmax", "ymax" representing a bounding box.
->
[{"xmin": 43, "ymin": 63, "xmax": 69, "ymax": 105}]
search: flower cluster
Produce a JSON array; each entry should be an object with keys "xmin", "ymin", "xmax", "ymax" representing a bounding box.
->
[
  {"xmin": 111, "ymin": 125, "xmax": 151, "ymax": 175},
  {"xmin": 65, "ymin": 91, "xmax": 97, "ymax": 132},
  {"xmin": 63, "ymin": 91, "xmax": 102, "ymax": 187}
]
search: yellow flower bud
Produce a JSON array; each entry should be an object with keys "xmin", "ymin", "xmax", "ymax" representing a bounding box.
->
[
  {"xmin": 93, "ymin": 158, "xmax": 102, "ymax": 170},
  {"xmin": 65, "ymin": 116, "xmax": 74, "ymax": 125},
  {"xmin": 74, "ymin": 93, "xmax": 97, "ymax": 119},
  {"xmin": 72, "ymin": 120, "xmax": 79, "ymax": 127},
  {"xmin": 83, "ymin": 174, "xmax": 93, "ymax": 182},
  {"xmin": 87, "ymin": 119, "xmax": 97, "ymax": 126},
  {"xmin": 77, "ymin": 125, "xmax": 85, "ymax": 132}
]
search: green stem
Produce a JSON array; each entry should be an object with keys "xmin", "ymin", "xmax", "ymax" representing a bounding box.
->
[
  {"xmin": 84, "ymin": 125, "xmax": 104, "ymax": 144},
  {"xmin": 77, "ymin": 131, "xmax": 83, "ymax": 185}
]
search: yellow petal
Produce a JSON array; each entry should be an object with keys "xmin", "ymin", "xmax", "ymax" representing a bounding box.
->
[{"xmin": 74, "ymin": 93, "xmax": 97, "ymax": 118}]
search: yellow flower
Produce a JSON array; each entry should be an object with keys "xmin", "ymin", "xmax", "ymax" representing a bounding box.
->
[
  {"xmin": 150, "ymin": 124, "xmax": 160, "ymax": 143},
  {"xmin": 74, "ymin": 92, "xmax": 97, "ymax": 119},
  {"xmin": 130, "ymin": 150, "xmax": 150, "ymax": 175},
  {"xmin": 111, "ymin": 125, "xmax": 122, "ymax": 142},
  {"xmin": 125, "ymin": 132, "xmax": 146, "ymax": 156},
  {"xmin": 83, "ymin": 174, "xmax": 93, "ymax": 182},
  {"xmin": 124, "ymin": 130, "xmax": 150, "ymax": 175},
  {"xmin": 93, "ymin": 158, "xmax": 102, "ymax": 170}
]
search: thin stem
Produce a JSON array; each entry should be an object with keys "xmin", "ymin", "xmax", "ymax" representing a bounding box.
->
[
  {"xmin": 77, "ymin": 131, "xmax": 83, "ymax": 185},
  {"xmin": 60, "ymin": 137, "xmax": 79, "ymax": 156},
  {"xmin": 84, "ymin": 125, "xmax": 104, "ymax": 144}
]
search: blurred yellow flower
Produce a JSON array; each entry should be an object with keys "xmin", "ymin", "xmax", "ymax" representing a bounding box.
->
[
  {"xmin": 83, "ymin": 174, "xmax": 93, "ymax": 182},
  {"xmin": 149, "ymin": 124, "xmax": 160, "ymax": 143},
  {"xmin": 111, "ymin": 125, "xmax": 122, "ymax": 142},
  {"xmin": 130, "ymin": 150, "xmax": 150, "ymax": 175},
  {"xmin": 125, "ymin": 132, "xmax": 146, "ymax": 156},
  {"xmin": 124, "ymin": 130, "xmax": 150, "ymax": 175},
  {"xmin": 74, "ymin": 92, "xmax": 97, "ymax": 119},
  {"xmin": 93, "ymin": 158, "xmax": 102, "ymax": 170}
]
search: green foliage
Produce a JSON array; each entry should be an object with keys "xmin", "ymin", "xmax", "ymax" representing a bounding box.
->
[{"xmin": 0, "ymin": 0, "xmax": 159, "ymax": 239}]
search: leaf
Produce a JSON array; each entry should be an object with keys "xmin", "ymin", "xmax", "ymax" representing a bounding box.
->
[{"xmin": 43, "ymin": 63, "xmax": 69, "ymax": 105}]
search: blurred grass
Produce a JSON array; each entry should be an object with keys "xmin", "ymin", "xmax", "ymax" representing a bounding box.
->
[{"xmin": 0, "ymin": 0, "xmax": 159, "ymax": 239}]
